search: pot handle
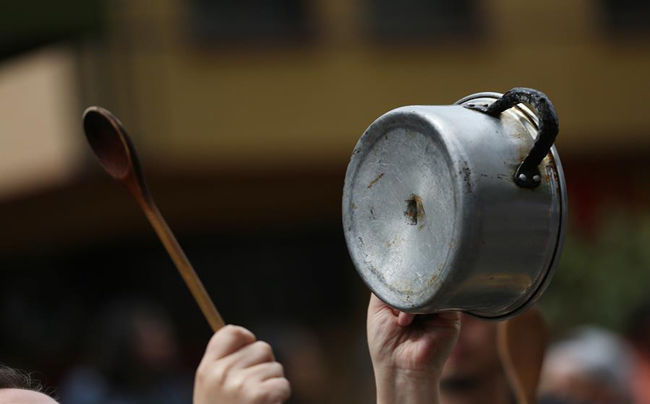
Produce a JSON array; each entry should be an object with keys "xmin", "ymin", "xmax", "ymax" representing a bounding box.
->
[{"xmin": 466, "ymin": 88, "xmax": 559, "ymax": 188}]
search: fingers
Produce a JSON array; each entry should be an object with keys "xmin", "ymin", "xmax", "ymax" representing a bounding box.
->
[
  {"xmin": 410, "ymin": 312, "xmax": 461, "ymax": 335},
  {"xmin": 397, "ymin": 312, "xmax": 416, "ymax": 326},
  {"xmin": 195, "ymin": 325, "xmax": 292, "ymax": 404},
  {"xmin": 203, "ymin": 325, "xmax": 257, "ymax": 361},
  {"xmin": 371, "ymin": 292, "xmax": 460, "ymax": 328},
  {"xmin": 243, "ymin": 362, "xmax": 285, "ymax": 382},
  {"xmin": 259, "ymin": 377, "xmax": 292, "ymax": 403},
  {"xmin": 221, "ymin": 340, "xmax": 275, "ymax": 370},
  {"xmin": 369, "ymin": 293, "xmax": 403, "ymax": 317},
  {"xmin": 368, "ymin": 293, "xmax": 387, "ymax": 313},
  {"xmin": 370, "ymin": 293, "xmax": 417, "ymax": 326}
]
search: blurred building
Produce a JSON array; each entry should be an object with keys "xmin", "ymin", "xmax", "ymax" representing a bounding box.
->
[
  {"xmin": 1, "ymin": 1, "xmax": 649, "ymax": 402},
  {"xmin": 2, "ymin": 0, "xmax": 649, "ymax": 246}
]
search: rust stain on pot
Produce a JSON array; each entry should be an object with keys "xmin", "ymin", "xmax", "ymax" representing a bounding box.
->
[
  {"xmin": 367, "ymin": 173, "xmax": 385, "ymax": 189},
  {"xmin": 545, "ymin": 152, "xmax": 562, "ymax": 195}
]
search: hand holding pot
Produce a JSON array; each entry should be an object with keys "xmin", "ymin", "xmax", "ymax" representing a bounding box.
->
[
  {"xmin": 194, "ymin": 325, "xmax": 291, "ymax": 404},
  {"xmin": 367, "ymin": 294, "xmax": 460, "ymax": 404}
]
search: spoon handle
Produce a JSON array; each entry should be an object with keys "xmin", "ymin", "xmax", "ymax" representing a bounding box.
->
[{"xmin": 142, "ymin": 201, "xmax": 225, "ymax": 332}]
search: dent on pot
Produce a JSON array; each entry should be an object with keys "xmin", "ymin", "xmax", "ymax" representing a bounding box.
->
[{"xmin": 404, "ymin": 194, "xmax": 425, "ymax": 226}]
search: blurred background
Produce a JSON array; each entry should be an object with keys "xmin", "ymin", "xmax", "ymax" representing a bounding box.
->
[{"xmin": 0, "ymin": 0, "xmax": 649, "ymax": 403}]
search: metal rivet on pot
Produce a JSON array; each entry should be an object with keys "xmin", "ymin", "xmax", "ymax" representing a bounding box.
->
[
  {"xmin": 518, "ymin": 174, "xmax": 527, "ymax": 181},
  {"xmin": 533, "ymin": 175, "xmax": 541, "ymax": 182}
]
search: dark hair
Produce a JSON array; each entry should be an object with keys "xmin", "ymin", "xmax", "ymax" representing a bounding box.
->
[{"xmin": 0, "ymin": 365, "xmax": 43, "ymax": 391}]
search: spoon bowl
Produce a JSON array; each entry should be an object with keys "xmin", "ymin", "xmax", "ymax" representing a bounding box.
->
[{"xmin": 83, "ymin": 107, "xmax": 134, "ymax": 182}]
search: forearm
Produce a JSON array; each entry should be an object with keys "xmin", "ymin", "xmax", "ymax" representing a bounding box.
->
[{"xmin": 374, "ymin": 368, "xmax": 441, "ymax": 404}]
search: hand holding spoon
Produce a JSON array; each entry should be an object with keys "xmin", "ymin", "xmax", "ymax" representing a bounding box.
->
[{"xmin": 83, "ymin": 106, "xmax": 225, "ymax": 332}]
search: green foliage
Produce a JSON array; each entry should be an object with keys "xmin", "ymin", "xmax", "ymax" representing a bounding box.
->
[{"xmin": 539, "ymin": 210, "xmax": 650, "ymax": 333}]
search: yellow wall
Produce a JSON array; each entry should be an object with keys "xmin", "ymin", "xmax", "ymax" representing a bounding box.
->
[{"xmin": 83, "ymin": 0, "xmax": 650, "ymax": 172}]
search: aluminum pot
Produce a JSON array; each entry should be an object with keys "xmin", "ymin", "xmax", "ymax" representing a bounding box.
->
[{"xmin": 342, "ymin": 88, "xmax": 567, "ymax": 320}]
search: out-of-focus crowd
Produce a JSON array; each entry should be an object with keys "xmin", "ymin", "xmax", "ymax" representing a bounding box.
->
[
  {"xmin": 39, "ymin": 298, "xmax": 650, "ymax": 404},
  {"xmin": 2, "ymin": 295, "xmax": 649, "ymax": 404}
]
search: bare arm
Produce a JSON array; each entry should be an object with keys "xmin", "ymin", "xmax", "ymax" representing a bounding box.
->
[{"xmin": 367, "ymin": 294, "xmax": 460, "ymax": 404}]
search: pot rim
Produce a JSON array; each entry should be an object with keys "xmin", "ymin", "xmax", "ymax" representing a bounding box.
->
[{"xmin": 454, "ymin": 92, "xmax": 568, "ymax": 321}]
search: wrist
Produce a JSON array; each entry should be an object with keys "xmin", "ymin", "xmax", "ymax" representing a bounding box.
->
[{"xmin": 374, "ymin": 367, "xmax": 441, "ymax": 404}]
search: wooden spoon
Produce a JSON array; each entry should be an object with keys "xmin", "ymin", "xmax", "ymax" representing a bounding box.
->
[
  {"xmin": 497, "ymin": 307, "xmax": 549, "ymax": 404},
  {"xmin": 83, "ymin": 106, "xmax": 225, "ymax": 332}
]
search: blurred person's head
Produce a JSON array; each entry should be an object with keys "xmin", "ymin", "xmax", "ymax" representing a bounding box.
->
[
  {"xmin": 442, "ymin": 313, "xmax": 501, "ymax": 382},
  {"xmin": 0, "ymin": 365, "xmax": 57, "ymax": 403},
  {"xmin": 88, "ymin": 298, "xmax": 180, "ymax": 385},
  {"xmin": 59, "ymin": 299, "xmax": 191, "ymax": 404},
  {"xmin": 441, "ymin": 314, "xmax": 511, "ymax": 404},
  {"xmin": 539, "ymin": 327, "xmax": 633, "ymax": 404}
]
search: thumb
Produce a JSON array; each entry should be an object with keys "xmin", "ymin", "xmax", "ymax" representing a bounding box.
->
[{"xmin": 397, "ymin": 312, "xmax": 416, "ymax": 326}]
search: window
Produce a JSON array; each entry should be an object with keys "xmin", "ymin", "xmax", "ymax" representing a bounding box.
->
[
  {"xmin": 190, "ymin": 0, "xmax": 311, "ymax": 43},
  {"xmin": 366, "ymin": 0, "xmax": 480, "ymax": 41},
  {"xmin": 600, "ymin": 0, "xmax": 650, "ymax": 34}
]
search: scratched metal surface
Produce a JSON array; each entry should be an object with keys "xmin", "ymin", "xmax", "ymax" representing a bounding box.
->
[{"xmin": 343, "ymin": 94, "xmax": 566, "ymax": 318}]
